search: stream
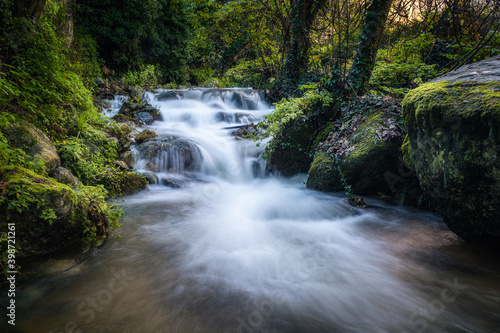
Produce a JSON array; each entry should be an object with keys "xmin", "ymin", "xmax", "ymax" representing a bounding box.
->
[{"xmin": 7, "ymin": 88, "xmax": 500, "ymax": 332}]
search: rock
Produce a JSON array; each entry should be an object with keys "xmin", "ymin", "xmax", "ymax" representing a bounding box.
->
[
  {"xmin": 5, "ymin": 122, "xmax": 61, "ymax": 174},
  {"xmin": 403, "ymin": 58, "xmax": 500, "ymax": 242},
  {"xmin": 266, "ymin": 117, "xmax": 317, "ymax": 177},
  {"xmin": 141, "ymin": 171, "xmax": 159, "ymax": 185},
  {"xmin": 129, "ymin": 87, "xmax": 144, "ymax": 101},
  {"xmin": 0, "ymin": 166, "xmax": 82, "ymax": 257},
  {"xmin": 115, "ymin": 171, "xmax": 148, "ymax": 195},
  {"xmin": 136, "ymin": 137, "xmax": 203, "ymax": 173},
  {"xmin": 120, "ymin": 151, "xmax": 136, "ymax": 168},
  {"xmin": 94, "ymin": 99, "xmax": 112, "ymax": 111},
  {"xmin": 145, "ymin": 161, "xmax": 159, "ymax": 173},
  {"xmin": 114, "ymin": 160, "xmax": 129, "ymax": 170},
  {"xmin": 94, "ymin": 77, "xmax": 106, "ymax": 87},
  {"xmin": 156, "ymin": 90, "xmax": 178, "ymax": 101},
  {"xmin": 306, "ymin": 152, "xmax": 344, "ymax": 192},
  {"xmin": 135, "ymin": 129, "xmax": 158, "ymax": 144},
  {"xmin": 52, "ymin": 166, "xmax": 81, "ymax": 188},
  {"xmin": 308, "ymin": 96, "xmax": 406, "ymax": 195},
  {"xmin": 135, "ymin": 112, "xmax": 154, "ymax": 125}
]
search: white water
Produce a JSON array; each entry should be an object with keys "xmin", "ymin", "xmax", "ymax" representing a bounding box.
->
[{"xmin": 10, "ymin": 89, "xmax": 500, "ymax": 333}]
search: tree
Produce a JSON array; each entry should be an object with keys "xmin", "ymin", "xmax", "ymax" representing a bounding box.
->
[
  {"xmin": 278, "ymin": 0, "xmax": 329, "ymax": 94},
  {"xmin": 347, "ymin": 0, "xmax": 394, "ymax": 96},
  {"xmin": 14, "ymin": 0, "xmax": 47, "ymax": 25}
]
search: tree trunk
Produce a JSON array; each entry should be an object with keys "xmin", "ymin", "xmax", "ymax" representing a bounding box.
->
[
  {"xmin": 279, "ymin": 0, "xmax": 328, "ymax": 95},
  {"xmin": 14, "ymin": 0, "xmax": 47, "ymax": 25},
  {"xmin": 347, "ymin": 0, "xmax": 394, "ymax": 96}
]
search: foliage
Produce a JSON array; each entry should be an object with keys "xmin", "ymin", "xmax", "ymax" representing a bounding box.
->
[
  {"xmin": 258, "ymin": 88, "xmax": 335, "ymax": 143},
  {"xmin": 75, "ymin": 0, "xmax": 193, "ymax": 83},
  {"xmin": 370, "ymin": 34, "xmax": 441, "ymax": 95},
  {"xmin": 124, "ymin": 64, "xmax": 161, "ymax": 87}
]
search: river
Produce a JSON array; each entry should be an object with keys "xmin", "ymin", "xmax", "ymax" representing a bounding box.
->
[{"xmin": 8, "ymin": 88, "xmax": 500, "ymax": 333}]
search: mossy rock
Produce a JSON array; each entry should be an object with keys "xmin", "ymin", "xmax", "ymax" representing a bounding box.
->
[
  {"xmin": 4, "ymin": 122, "xmax": 61, "ymax": 174},
  {"xmin": 341, "ymin": 112, "xmax": 402, "ymax": 194},
  {"xmin": 306, "ymin": 152, "xmax": 343, "ymax": 192},
  {"xmin": 0, "ymin": 166, "xmax": 82, "ymax": 257},
  {"xmin": 403, "ymin": 78, "xmax": 500, "ymax": 242},
  {"xmin": 266, "ymin": 117, "xmax": 317, "ymax": 177},
  {"xmin": 115, "ymin": 171, "xmax": 148, "ymax": 195}
]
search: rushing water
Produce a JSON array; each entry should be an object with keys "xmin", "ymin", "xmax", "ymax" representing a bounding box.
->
[{"xmin": 6, "ymin": 89, "xmax": 500, "ymax": 333}]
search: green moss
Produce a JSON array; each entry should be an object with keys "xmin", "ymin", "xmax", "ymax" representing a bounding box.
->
[
  {"xmin": 115, "ymin": 171, "xmax": 148, "ymax": 195},
  {"xmin": 306, "ymin": 152, "xmax": 343, "ymax": 192},
  {"xmin": 311, "ymin": 122, "xmax": 335, "ymax": 152},
  {"xmin": 401, "ymin": 134, "xmax": 413, "ymax": 168},
  {"xmin": 266, "ymin": 117, "xmax": 317, "ymax": 176},
  {"xmin": 403, "ymin": 80, "xmax": 500, "ymax": 242}
]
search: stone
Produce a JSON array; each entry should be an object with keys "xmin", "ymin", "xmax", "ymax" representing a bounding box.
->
[
  {"xmin": 156, "ymin": 90, "xmax": 178, "ymax": 101},
  {"xmin": 52, "ymin": 166, "xmax": 81, "ymax": 188},
  {"xmin": 5, "ymin": 122, "xmax": 61, "ymax": 174},
  {"xmin": 403, "ymin": 56, "xmax": 500, "ymax": 242},
  {"xmin": 136, "ymin": 137, "xmax": 203, "ymax": 173},
  {"xmin": 94, "ymin": 77, "xmax": 106, "ymax": 87},
  {"xmin": 120, "ymin": 151, "xmax": 136, "ymax": 168},
  {"xmin": 129, "ymin": 87, "xmax": 144, "ymax": 101},
  {"xmin": 114, "ymin": 160, "xmax": 129, "ymax": 170},
  {"xmin": 141, "ymin": 171, "xmax": 159, "ymax": 185},
  {"xmin": 266, "ymin": 117, "xmax": 317, "ymax": 177},
  {"xmin": 135, "ymin": 112, "xmax": 154, "ymax": 125},
  {"xmin": 135, "ymin": 129, "xmax": 158, "ymax": 144}
]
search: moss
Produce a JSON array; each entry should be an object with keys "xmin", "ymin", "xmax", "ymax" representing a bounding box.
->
[
  {"xmin": 114, "ymin": 171, "xmax": 148, "ymax": 196},
  {"xmin": 0, "ymin": 166, "xmax": 82, "ymax": 258},
  {"xmin": 403, "ymin": 80, "xmax": 500, "ymax": 242},
  {"xmin": 342, "ymin": 112, "xmax": 401, "ymax": 194},
  {"xmin": 311, "ymin": 122, "xmax": 335, "ymax": 152},
  {"xmin": 266, "ymin": 117, "xmax": 317, "ymax": 176},
  {"xmin": 306, "ymin": 152, "xmax": 343, "ymax": 192},
  {"xmin": 401, "ymin": 134, "xmax": 413, "ymax": 168}
]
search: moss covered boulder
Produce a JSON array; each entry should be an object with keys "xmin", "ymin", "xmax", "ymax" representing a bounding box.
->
[
  {"xmin": 266, "ymin": 117, "xmax": 317, "ymax": 176},
  {"xmin": 306, "ymin": 151, "xmax": 343, "ymax": 192},
  {"xmin": 5, "ymin": 122, "xmax": 61, "ymax": 174},
  {"xmin": 0, "ymin": 166, "xmax": 82, "ymax": 257},
  {"xmin": 308, "ymin": 97, "xmax": 406, "ymax": 195},
  {"xmin": 403, "ymin": 62, "xmax": 500, "ymax": 242}
]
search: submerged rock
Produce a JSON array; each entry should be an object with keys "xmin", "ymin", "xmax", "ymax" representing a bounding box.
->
[{"xmin": 403, "ymin": 57, "xmax": 500, "ymax": 242}]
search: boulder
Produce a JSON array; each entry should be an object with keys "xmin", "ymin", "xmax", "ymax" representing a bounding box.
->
[
  {"xmin": 0, "ymin": 166, "xmax": 82, "ymax": 257},
  {"xmin": 308, "ymin": 96, "xmax": 406, "ymax": 195},
  {"xmin": 52, "ymin": 166, "xmax": 81, "ymax": 188},
  {"xmin": 129, "ymin": 87, "xmax": 144, "ymax": 101},
  {"xmin": 135, "ymin": 129, "xmax": 158, "ymax": 144},
  {"xmin": 120, "ymin": 151, "xmax": 136, "ymax": 168},
  {"xmin": 306, "ymin": 152, "xmax": 344, "ymax": 192},
  {"xmin": 114, "ymin": 160, "xmax": 129, "ymax": 170},
  {"xmin": 403, "ymin": 56, "xmax": 500, "ymax": 242},
  {"xmin": 136, "ymin": 137, "xmax": 203, "ymax": 173},
  {"xmin": 266, "ymin": 117, "xmax": 317, "ymax": 177},
  {"xmin": 5, "ymin": 122, "xmax": 61, "ymax": 174},
  {"xmin": 156, "ymin": 90, "xmax": 179, "ymax": 101},
  {"xmin": 141, "ymin": 171, "xmax": 159, "ymax": 185}
]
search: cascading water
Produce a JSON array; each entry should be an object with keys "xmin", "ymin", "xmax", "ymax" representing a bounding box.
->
[{"xmin": 9, "ymin": 89, "xmax": 500, "ymax": 333}]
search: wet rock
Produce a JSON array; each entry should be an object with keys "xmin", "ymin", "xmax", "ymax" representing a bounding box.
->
[
  {"xmin": 135, "ymin": 112, "xmax": 154, "ymax": 125},
  {"xmin": 136, "ymin": 137, "xmax": 203, "ymax": 173},
  {"xmin": 129, "ymin": 87, "xmax": 144, "ymax": 101},
  {"xmin": 135, "ymin": 129, "xmax": 158, "ymax": 144},
  {"xmin": 403, "ymin": 56, "xmax": 500, "ymax": 242},
  {"xmin": 266, "ymin": 117, "xmax": 316, "ymax": 177},
  {"xmin": 156, "ymin": 91, "xmax": 178, "ymax": 101},
  {"xmin": 120, "ymin": 151, "xmax": 136, "ymax": 168},
  {"xmin": 141, "ymin": 171, "xmax": 159, "ymax": 185}
]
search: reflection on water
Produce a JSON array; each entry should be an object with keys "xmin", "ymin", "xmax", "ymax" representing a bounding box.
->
[{"xmin": 5, "ymin": 89, "xmax": 500, "ymax": 332}]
